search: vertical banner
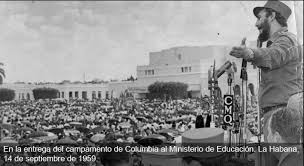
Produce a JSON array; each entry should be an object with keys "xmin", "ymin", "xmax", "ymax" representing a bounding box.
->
[{"xmin": 223, "ymin": 95, "xmax": 233, "ymax": 126}]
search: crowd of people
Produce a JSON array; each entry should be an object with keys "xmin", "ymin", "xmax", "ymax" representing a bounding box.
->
[{"xmin": 0, "ymin": 94, "xmax": 261, "ymax": 166}]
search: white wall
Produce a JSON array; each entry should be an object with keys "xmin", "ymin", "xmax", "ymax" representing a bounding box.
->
[{"xmin": 0, "ymin": 83, "xmax": 109, "ymax": 101}]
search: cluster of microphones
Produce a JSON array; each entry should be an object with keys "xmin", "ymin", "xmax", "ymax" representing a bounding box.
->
[{"xmin": 207, "ymin": 60, "xmax": 240, "ymax": 132}]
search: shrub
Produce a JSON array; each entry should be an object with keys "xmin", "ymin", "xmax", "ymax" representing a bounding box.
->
[
  {"xmin": 0, "ymin": 88, "xmax": 15, "ymax": 101},
  {"xmin": 32, "ymin": 87, "xmax": 59, "ymax": 100},
  {"xmin": 147, "ymin": 81, "xmax": 188, "ymax": 100}
]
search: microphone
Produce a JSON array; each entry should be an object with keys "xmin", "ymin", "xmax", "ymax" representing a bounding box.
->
[
  {"xmin": 208, "ymin": 65, "xmax": 215, "ymax": 90},
  {"xmin": 226, "ymin": 62, "xmax": 237, "ymax": 74},
  {"xmin": 240, "ymin": 38, "xmax": 247, "ymax": 80},
  {"xmin": 226, "ymin": 62, "xmax": 237, "ymax": 87},
  {"xmin": 241, "ymin": 61, "xmax": 247, "ymax": 77},
  {"xmin": 216, "ymin": 61, "xmax": 232, "ymax": 78},
  {"xmin": 232, "ymin": 62, "xmax": 237, "ymax": 73}
]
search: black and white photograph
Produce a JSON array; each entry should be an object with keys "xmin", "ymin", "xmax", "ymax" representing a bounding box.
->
[{"xmin": 0, "ymin": 1, "xmax": 303, "ymax": 166}]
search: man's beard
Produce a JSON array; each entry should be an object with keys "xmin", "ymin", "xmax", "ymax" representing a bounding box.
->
[{"xmin": 258, "ymin": 19, "xmax": 270, "ymax": 42}]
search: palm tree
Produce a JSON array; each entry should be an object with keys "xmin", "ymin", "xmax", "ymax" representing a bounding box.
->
[{"xmin": 0, "ymin": 62, "xmax": 5, "ymax": 84}]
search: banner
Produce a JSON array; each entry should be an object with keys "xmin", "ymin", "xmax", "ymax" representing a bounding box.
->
[{"xmin": 223, "ymin": 95, "xmax": 233, "ymax": 126}]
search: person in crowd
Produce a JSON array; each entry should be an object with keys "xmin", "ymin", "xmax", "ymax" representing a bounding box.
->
[
  {"xmin": 266, "ymin": 107, "xmax": 303, "ymax": 166},
  {"xmin": 195, "ymin": 110, "xmax": 204, "ymax": 128},
  {"xmin": 99, "ymin": 143, "xmax": 130, "ymax": 166},
  {"xmin": 0, "ymin": 94, "xmax": 261, "ymax": 165},
  {"xmin": 202, "ymin": 111, "xmax": 211, "ymax": 128}
]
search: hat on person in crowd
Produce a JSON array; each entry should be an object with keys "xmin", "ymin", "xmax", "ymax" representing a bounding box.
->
[
  {"xmin": 126, "ymin": 137, "xmax": 134, "ymax": 143},
  {"xmin": 76, "ymin": 138, "xmax": 83, "ymax": 143},
  {"xmin": 179, "ymin": 128, "xmax": 224, "ymax": 158},
  {"xmin": 253, "ymin": 0, "xmax": 292, "ymax": 20},
  {"xmin": 100, "ymin": 143, "xmax": 130, "ymax": 166}
]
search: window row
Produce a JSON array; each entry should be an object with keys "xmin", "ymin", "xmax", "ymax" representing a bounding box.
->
[
  {"xmin": 61, "ymin": 91, "xmax": 110, "ymax": 99},
  {"xmin": 181, "ymin": 66, "xmax": 192, "ymax": 73},
  {"xmin": 18, "ymin": 93, "xmax": 31, "ymax": 100},
  {"xmin": 145, "ymin": 70, "xmax": 154, "ymax": 75}
]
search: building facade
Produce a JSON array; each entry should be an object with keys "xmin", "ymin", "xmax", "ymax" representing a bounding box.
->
[
  {"xmin": 0, "ymin": 45, "xmax": 258, "ymax": 101},
  {"xmin": 130, "ymin": 45, "xmax": 258, "ymax": 98},
  {"xmin": 0, "ymin": 83, "xmax": 109, "ymax": 101}
]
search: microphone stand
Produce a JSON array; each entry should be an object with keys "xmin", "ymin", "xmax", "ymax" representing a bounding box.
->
[
  {"xmin": 240, "ymin": 54, "xmax": 248, "ymax": 159},
  {"xmin": 227, "ymin": 70, "xmax": 234, "ymax": 160},
  {"xmin": 227, "ymin": 68, "xmax": 240, "ymax": 158},
  {"xmin": 208, "ymin": 60, "xmax": 218, "ymax": 128},
  {"xmin": 228, "ymin": 73, "xmax": 233, "ymax": 95},
  {"xmin": 227, "ymin": 63, "xmax": 240, "ymax": 152},
  {"xmin": 256, "ymin": 39, "xmax": 262, "ymax": 166}
]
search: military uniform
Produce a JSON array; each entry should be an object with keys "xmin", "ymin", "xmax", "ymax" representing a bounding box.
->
[
  {"xmin": 250, "ymin": 25, "xmax": 303, "ymax": 166},
  {"xmin": 249, "ymin": 1, "xmax": 303, "ymax": 166},
  {"xmin": 250, "ymin": 27, "xmax": 303, "ymax": 110},
  {"xmin": 249, "ymin": 26, "xmax": 303, "ymax": 145}
]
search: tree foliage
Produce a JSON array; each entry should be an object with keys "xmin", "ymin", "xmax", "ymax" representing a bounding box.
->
[
  {"xmin": 0, "ymin": 88, "xmax": 15, "ymax": 101},
  {"xmin": 147, "ymin": 81, "xmax": 188, "ymax": 100},
  {"xmin": 32, "ymin": 87, "xmax": 59, "ymax": 100}
]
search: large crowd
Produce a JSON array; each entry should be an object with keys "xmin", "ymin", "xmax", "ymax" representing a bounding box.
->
[{"xmin": 0, "ymin": 95, "xmax": 259, "ymax": 166}]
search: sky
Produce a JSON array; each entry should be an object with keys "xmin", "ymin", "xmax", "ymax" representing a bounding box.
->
[{"xmin": 0, "ymin": 1, "xmax": 302, "ymax": 83}]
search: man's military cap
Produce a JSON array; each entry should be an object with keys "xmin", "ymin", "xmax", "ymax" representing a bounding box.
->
[{"xmin": 253, "ymin": 0, "xmax": 292, "ymax": 20}]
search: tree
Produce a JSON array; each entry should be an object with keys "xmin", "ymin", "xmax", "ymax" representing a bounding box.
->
[
  {"xmin": 72, "ymin": 81, "xmax": 82, "ymax": 84},
  {"xmin": 147, "ymin": 81, "xmax": 188, "ymax": 100},
  {"xmin": 0, "ymin": 62, "xmax": 5, "ymax": 84},
  {"xmin": 0, "ymin": 88, "xmax": 15, "ymax": 101},
  {"xmin": 126, "ymin": 75, "xmax": 135, "ymax": 81},
  {"xmin": 59, "ymin": 80, "xmax": 71, "ymax": 84},
  {"xmin": 32, "ymin": 87, "xmax": 59, "ymax": 100}
]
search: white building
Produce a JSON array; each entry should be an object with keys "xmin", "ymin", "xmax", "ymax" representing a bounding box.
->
[
  {"xmin": 1, "ymin": 45, "xmax": 258, "ymax": 101},
  {"xmin": 116, "ymin": 45, "xmax": 258, "ymax": 98},
  {"xmin": 0, "ymin": 83, "xmax": 109, "ymax": 101}
]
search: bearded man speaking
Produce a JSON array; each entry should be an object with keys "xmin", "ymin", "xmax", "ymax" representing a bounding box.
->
[{"xmin": 229, "ymin": 1, "xmax": 303, "ymax": 165}]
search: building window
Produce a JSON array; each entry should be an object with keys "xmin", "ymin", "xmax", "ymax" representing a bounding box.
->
[
  {"xmin": 75, "ymin": 91, "xmax": 79, "ymax": 98},
  {"xmin": 178, "ymin": 54, "xmax": 182, "ymax": 60},
  {"xmin": 61, "ymin": 92, "xmax": 64, "ymax": 98},
  {"xmin": 82, "ymin": 91, "xmax": 87, "ymax": 99},
  {"xmin": 92, "ymin": 91, "xmax": 96, "ymax": 99},
  {"xmin": 181, "ymin": 66, "xmax": 192, "ymax": 73},
  {"xmin": 27, "ymin": 93, "xmax": 30, "ymax": 100},
  {"xmin": 145, "ymin": 69, "xmax": 155, "ymax": 76},
  {"xmin": 69, "ymin": 92, "xmax": 73, "ymax": 98},
  {"xmin": 106, "ymin": 91, "xmax": 109, "ymax": 99},
  {"xmin": 98, "ymin": 91, "xmax": 102, "ymax": 99}
]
